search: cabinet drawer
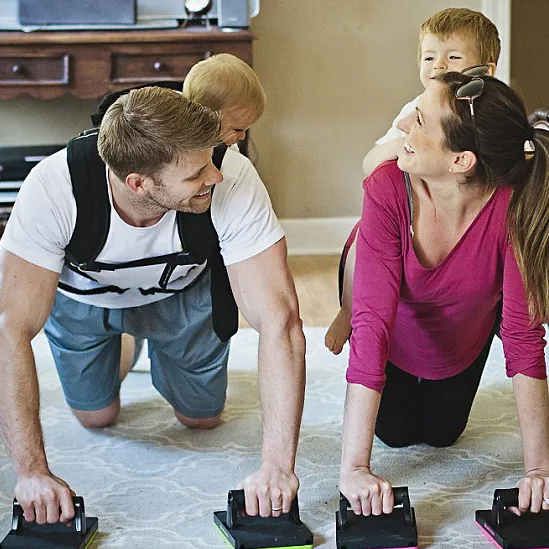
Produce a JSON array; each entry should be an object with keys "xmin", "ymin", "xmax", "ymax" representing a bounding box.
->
[
  {"xmin": 111, "ymin": 52, "xmax": 211, "ymax": 84},
  {"xmin": 0, "ymin": 55, "xmax": 69, "ymax": 86}
]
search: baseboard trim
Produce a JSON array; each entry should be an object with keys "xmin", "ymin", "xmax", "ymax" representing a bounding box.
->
[{"xmin": 280, "ymin": 217, "xmax": 358, "ymax": 256}]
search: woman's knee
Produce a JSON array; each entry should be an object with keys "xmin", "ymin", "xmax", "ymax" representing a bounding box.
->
[
  {"xmin": 71, "ymin": 398, "xmax": 120, "ymax": 429},
  {"xmin": 422, "ymin": 424, "xmax": 465, "ymax": 448},
  {"xmin": 375, "ymin": 425, "xmax": 418, "ymax": 448},
  {"xmin": 175, "ymin": 411, "xmax": 222, "ymax": 430},
  {"xmin": 377, "ymin": 425, "xmax": 464, "ymax": 448}
]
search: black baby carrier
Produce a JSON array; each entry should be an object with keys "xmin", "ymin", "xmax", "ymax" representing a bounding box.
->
[{"xmin": 60, "ymin": 82, "xmax": 237, "ymax": 342}]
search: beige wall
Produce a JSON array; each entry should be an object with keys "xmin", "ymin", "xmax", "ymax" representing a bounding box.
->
[
  {"xmin": 250, "ymin": 0, "xmax": 482, "ymax": 218},
  {"xmin": 511, "ymin": 0, "xmax": 549, "ymax": 114},
  {"xmin": 0, "ymin": 1, "xmax": 483, "ymax": 219}
]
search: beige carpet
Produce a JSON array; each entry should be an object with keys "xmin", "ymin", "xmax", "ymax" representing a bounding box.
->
[{"xmin": 0, "ymin": 327, "xmax": 543, "ymax": 548}]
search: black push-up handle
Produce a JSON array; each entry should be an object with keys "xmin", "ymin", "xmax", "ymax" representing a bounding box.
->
[
  {"xmin": 225, "ymin": 489, "xmax": 302, "ymax": 529},
  {"xmin": 337, "ymin": 486, "xmax": 412, "ymax": 529},
  {"xmin": 11, "ymin": 495, "xmax": 86, "ymax": 535},
  {"xmin": 491, "ymin": 488, "xmax": 520, "ymax": 529}
]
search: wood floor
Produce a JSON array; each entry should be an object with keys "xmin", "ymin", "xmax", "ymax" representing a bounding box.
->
[{"xmin": 239, "ymin": 255, "xmax": 340, "ymax": 328}]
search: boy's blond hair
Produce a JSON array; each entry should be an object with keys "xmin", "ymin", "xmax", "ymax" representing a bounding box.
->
[
  {"xmin": 183, "ymin": 53, "xmax": 266, "ymax": 120},
  {"xmin": 418, "ymin": 8, "xmax": 501, "ymax": 66}
]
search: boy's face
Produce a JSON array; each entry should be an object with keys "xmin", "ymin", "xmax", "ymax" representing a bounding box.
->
[
  {"xmin": 220, "ymin": 108, "xmax": 258, "ymax": 146},
  {"xmin": 419, "ymin": 32, "xmax": 494, "ymax": 90}
]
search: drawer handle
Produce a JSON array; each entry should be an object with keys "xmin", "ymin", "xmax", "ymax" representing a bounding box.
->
[
  {"xmin": 11, "ymin": 64, "xmax": 25, "ymax": 75},
  {"xmin": 152, "ymin": 61, "xmax": 164, "ymax": 72}
]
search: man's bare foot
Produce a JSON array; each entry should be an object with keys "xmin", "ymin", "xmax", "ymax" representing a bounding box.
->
[
  {"xmin": 119, "ymin": 334, "xmax": 136, "ymax": 381},
  {"xmin": 325, "ymin": 308, "xmax": 352, "ymax": 355},
  {"xmin": 119, "ymin": 334, "xmax": 146, "ymax": 380}
]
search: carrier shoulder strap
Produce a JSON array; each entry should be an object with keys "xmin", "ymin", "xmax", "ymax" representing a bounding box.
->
[
  {"xmin": 175, "ymin": 144, "xmax": 228, "ymax": 262},
  {"xmin": 176, "ymin": 143, "xmax": 238, "ymax": 342},
  {"xmin": 66, "ymin": 81, "xmax": 192, "ymax": 268},
  {"xmin": 65, "ymin": 131, "xmax": 110, "ymax": 267},
  {"xmin": 212, "ymin": 144, "xmax": 229, "ymax": 180}
]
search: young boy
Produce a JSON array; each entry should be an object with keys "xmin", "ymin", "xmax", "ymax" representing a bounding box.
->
[
  {"xmin": 122, "ymin": 53, "xmax": 266, "ymax": 377},
  {"xmin": 325, "ymin": 8, "xmax": 501, "ymax": 355}
]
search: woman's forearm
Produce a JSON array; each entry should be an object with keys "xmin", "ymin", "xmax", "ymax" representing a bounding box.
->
[
  {"xmin": 341, "ymin": 383, "xmax": 382, "ymax": 471},
  {"xmin": 512, "ymin": 374, "xmax": 549, "ymax": 473}
]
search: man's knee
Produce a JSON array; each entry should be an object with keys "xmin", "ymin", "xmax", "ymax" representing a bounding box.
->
[
  {"xmin": 71, "ymin": 399, "xmax": 120, "ymax": 429},
  {"xmin": 175, "ymin": 411, "xmax": 222, "ymax": 430}
]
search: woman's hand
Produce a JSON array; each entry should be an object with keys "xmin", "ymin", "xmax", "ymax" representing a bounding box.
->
[
  {"xmin": 513, "ymin": 469, "xmax": 549, "ymax": 515},
  {"xmin": 339, "ymin": 466, "xmax": 394, "ymax": 516}
]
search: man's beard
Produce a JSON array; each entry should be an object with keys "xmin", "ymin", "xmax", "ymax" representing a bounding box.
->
[
  {"xmin": 148, "ymin": 182, "xmax": 212, "ymax": 215},
  {"xmin": 151, "ymin": 193, "xmax": 211, "ymax": 215}
]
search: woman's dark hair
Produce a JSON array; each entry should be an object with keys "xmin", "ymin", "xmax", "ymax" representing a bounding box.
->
[
  {"xmin": 529, "ymin": 106, "xmax": 549, "ymax": 127},
  {"xmin": 437, "ymin": 72, "xmax": 549, "ymax": 321}
]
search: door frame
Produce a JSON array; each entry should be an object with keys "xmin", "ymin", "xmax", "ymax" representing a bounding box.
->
[{"xmin": 482, "ymin": 0, "xmax": 511, "ymax": 83}]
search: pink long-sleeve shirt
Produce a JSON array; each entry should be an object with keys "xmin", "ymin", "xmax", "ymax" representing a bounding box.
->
[{"xmin": 347, "ymin": 160, "xmax": 547, "ymax": 393}]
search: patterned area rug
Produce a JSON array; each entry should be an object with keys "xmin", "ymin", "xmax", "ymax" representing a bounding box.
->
[{"xmin": 0, "ymin": 327, "xmax": 544, "ymax": 548}]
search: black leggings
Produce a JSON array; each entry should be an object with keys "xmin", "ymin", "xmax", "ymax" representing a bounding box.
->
[{"xmin": 375, "ymin": 332, "xmax": 495, "ymax": 448}]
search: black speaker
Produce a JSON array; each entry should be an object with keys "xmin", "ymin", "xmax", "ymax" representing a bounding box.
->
[{"xmin": 218, "ymin": 0, "xmax": 249, "ymax": 28}]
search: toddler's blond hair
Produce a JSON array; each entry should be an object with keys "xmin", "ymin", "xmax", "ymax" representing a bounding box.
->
[
  {"xmin": 183, "ymin": 53, "xmax": 266, "ymax": 120},
  {"xmin": 419, "ymin": 8, "xmax": 501, "ymax": 66}
]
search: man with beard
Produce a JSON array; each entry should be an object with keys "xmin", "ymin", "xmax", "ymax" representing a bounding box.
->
[{"xmin": 0, "ymin": 87, "xmax": 305, "ymax": 525}]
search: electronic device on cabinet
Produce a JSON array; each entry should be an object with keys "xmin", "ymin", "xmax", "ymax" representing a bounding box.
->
[{"xmin": 0, "ymin": 0, "xmax": 260, "ymax": 31}]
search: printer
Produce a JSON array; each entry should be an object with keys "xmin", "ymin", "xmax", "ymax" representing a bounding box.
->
[{"xmin": 0, "ymin": 144, "xmax": 65, "ymax": 237}]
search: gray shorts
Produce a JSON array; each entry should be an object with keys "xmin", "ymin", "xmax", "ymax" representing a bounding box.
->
[{"xmin": 43, "ymin": 270, "xmax": 229, "ymax": 418}]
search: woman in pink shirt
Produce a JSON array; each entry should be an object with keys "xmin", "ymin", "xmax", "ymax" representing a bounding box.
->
[{"xmin": 340, "ymin": 68, "xmax": 549, "ymax": 517}]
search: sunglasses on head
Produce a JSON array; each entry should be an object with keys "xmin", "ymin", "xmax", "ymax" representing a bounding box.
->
[
  {"xmin": 453, "ymin": 64, "xmax": 491, "ymax": 151},
  {"xmin": 455, "ymin": 64, "xmax": 491, "ymax": 122}
]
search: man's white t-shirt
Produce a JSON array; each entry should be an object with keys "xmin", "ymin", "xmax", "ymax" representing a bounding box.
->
[
  {"xmin": 0, "ymin": 147, "xmax": 284, "ymax": 308},
  {"xmin": 375, "ymin": 95, "xmax": 420, "ymax": 146}
]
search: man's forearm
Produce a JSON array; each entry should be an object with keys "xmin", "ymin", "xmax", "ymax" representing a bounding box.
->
[
  {"xmin": 513, "ymin": 373, "xmax": 549, "ymax": 473},
  {"xmin": 0, "ymin": 334, "xmax": 48, "ymax": 477},
  {"xmin": 257, "ymin": 319, "xmax": 305, "ymax": 470}
]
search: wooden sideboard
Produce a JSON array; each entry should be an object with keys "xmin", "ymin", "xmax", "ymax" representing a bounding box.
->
[{"xmin": 0, "ymin": 27, "xmax": 253, "ymax": 100}]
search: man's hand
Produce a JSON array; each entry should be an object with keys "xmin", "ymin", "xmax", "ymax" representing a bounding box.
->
[
  {"xmin": 339, "ymin": 466, "xmax": 394, "ymax": 516},
  {"xmin": 14, "ymin": 472, "xmax": 75, "ymax": 525},
  {"xmin": 239, "ymin": 463, "xmax": 299, "ymax": 518},
  {"xmin": 228, "ymin": 240, "xmax": 305, "ymax": 519}
]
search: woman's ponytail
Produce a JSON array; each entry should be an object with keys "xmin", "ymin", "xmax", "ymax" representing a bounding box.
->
[{"xmin": 508, "ymin": 128, "xmax": 549, "ymax": 321}]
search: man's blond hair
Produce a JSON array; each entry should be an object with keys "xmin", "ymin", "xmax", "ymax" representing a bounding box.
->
[
  {"xmin": 183, "ymin": 53, "xmax": 266, "ymax": 120},
  {"xmin": 98, "ymin": 86, "xmax": 221, "ymax": 181},
  {"xmin": 418, "ymin": 8, "xmax": 501, "ymax": 66}
]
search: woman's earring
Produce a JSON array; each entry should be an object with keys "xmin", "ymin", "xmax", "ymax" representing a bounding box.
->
[{"xmin": 448, "ymin": 167, "xmax": 453, "ymax": 173}]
